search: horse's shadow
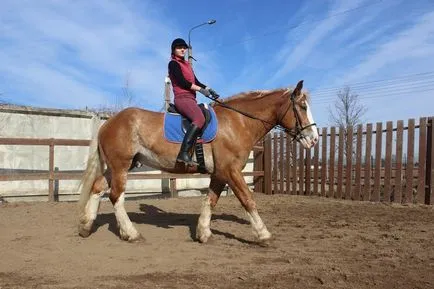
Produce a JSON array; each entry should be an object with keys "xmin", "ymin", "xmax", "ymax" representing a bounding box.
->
[{"xmin": 93, "ymin": 204, "xmax": 255, "ymax": 244}]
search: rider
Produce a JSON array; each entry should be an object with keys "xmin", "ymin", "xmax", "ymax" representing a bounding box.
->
[{"xmin": 168, "ymin": 38, "xmax": 219, "ymax": 165}]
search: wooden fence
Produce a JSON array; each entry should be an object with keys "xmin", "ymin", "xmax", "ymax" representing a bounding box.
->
[
  {"xmin": 264, "ymin": 117, "xmax": 434, "ymax": 205},
  {"xmin": 1, "ymin": 117, "xmax": 433, "ymax": 205},
  {"xmin": 0, "ymin": 138, "xmax": 265, "ymax": 201}
]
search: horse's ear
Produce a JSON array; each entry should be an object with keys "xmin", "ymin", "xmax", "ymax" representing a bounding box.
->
[{"xmin": 291, "ymin": 80, "xmax": 304, "ymax": 98}]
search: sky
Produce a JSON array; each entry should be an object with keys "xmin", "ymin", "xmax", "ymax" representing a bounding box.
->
[{"xmin": 1, "ymin": 0, "xmax": 434, "ymax": 127}]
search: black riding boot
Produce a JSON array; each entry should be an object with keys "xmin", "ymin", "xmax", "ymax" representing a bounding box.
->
[{"xmin": 176, "ymin": 124, "xmax": 202, "ymax": 165}]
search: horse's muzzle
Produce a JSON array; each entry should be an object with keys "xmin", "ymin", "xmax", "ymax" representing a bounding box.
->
[{"xmin": 299, "ymin": 132, "xmax": 319, "ymax": 149}]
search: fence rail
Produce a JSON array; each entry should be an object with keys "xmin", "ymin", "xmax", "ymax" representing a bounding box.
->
[
  {"xmin": 264, "ymin": 117, "xmax": 433, "ymax": 205},
  {"xmin": 0, "ymin": 138, "xmax": 264, "ymax": 201},
  {"xmin": 2, "ymin": 116, "xmax": 433, "ymax": 205}
]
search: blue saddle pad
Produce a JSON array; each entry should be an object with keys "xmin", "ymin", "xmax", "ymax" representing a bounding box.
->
[{"xmin": 163, "ymin": 105, "xmax": 218, "ymax": 144}]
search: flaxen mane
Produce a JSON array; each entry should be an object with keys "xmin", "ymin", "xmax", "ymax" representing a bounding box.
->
[{"xmin": 212, "ymin": 87, "xmax": 310, "ymax": 105}]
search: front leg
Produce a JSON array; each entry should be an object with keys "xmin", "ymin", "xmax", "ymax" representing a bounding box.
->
[
  {"xmin": 227, "ymin": 169, "xmax": 272, "ymax": 243},
  {"xmin": 196, "ymin": 177, "xmax": 226, "ymax": 243}
]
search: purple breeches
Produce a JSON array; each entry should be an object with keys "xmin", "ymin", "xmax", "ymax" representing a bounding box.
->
[{"xmin": 174, "ymin": 97, "xmax": 205, "ymax": 129}]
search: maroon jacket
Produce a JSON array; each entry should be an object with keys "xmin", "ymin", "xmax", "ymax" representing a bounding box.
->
[{"xmin": 168, "ymin": 55, "xmax": 206, "ymax": 99}]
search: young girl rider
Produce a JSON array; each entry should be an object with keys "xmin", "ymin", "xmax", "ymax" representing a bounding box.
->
[{"xmin": 168, "ymin": 38, "xmax": 219, "ymax": 166}]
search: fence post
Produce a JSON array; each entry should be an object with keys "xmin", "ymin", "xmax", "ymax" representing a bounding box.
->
[
  {"xmin": 405, "ymin": 119, "xmax": 415, "ymax": 203},
  {"xmin": 417, "ymin": 118, "xmax": 427, "ymax": 203},
  {"xmin": 253, "ymin": 139, "xmax": 264, "ymax": 194},
  {"xmin": 48, "ymin": 139, "xmax": 55, "ymax": 202},
  {"xmin": 285, "ymin": 134, "xmax": 292, "ymax": 194},
  {"xmin": 337, "ymin": 127, "xmax": 345, "ymax": 199},
  {"xmin": 321, "ymin": 127, "xmax": 327, "ymax": 197},
  {"xmin": 279, "ymin": 132, "xmax": 285, "ymax": 194},
  {"xmin": 305, "ymin": 145, "xmax": 311, "ymax": 196},
  {"xmin": 345, "ymin": 126, "xmax": 353, "ymax": 200},
  {"xmin": 426, "ymin": 117, "xmax": 433, "ymax": 205},
  {"xmin": 169, "ymin": 178, "xmax": 177, "ymax": 198},
  {"xmin": 273, "ymin": 132, "xmax": 278, "ymax": 194},
  {"xmin": 394, "ymin": 121, "xmax": 404, "ymax": 203},
  {"xmin": 384, "ymin": 121, "xmax": 393, "ymax": 202},
  {"xmin": 263, "ymin": 133, "xmax": 272, "ymax": 195},
  {"xmin": 373, "ymin": 122, "xmax": 382, "ymax": 202},
  {"xmin": 329, "ymin": 127, "xmax": 336, "ymax": 198},
  {"xmin": 313, "ymin": 129, "xmax": 320, "ymax": 196}
]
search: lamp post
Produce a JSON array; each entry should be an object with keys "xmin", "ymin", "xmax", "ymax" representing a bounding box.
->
[{"xmin": 187, "ymin": 19, "xmax": 216, "ymax": 65}]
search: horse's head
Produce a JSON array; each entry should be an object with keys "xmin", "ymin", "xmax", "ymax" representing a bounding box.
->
[{"xmin": 278, "ymin": 80, "xmax": 319, "ymax": 148}]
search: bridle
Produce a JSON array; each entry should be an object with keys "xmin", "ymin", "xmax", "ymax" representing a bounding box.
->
[
  {"xmin": 209, "ymin": 88, "xmax": 316, "ymax": 141},
  {"xmin": 277, "ymin": 89, "xmax": 317, "ymax": 140}
]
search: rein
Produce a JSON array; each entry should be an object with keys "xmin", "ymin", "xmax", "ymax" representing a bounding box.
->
[
  {"xmin": 210, "ymin": 96, "xmax": 275, "ymax": 128},
  {"xmin": 206, "ymin": 89, "xmax": 316, "ymax": 140}
]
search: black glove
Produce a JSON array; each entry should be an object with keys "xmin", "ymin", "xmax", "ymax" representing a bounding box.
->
[
  {"xmin": 208, "ymin": 88, "xmax": 220, "ymax": 100},
  {"xmin": 199, "ymin": 88, "xmax": 211, "ymax": 97}
]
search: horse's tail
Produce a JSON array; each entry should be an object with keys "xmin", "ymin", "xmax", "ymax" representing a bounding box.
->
[{"xmin": 77, "ymin": 118, "xmax": 104, "ymax": 216}]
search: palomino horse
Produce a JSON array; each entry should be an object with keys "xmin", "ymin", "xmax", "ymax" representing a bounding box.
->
[{"xmin": 77, "ymin": 80, "xmax": 318, "ymax": 244}]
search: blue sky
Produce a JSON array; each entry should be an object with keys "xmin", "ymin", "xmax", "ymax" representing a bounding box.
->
[{"xmin": 1, "ymin": 0, "xmax": 434, "ymax": 127}]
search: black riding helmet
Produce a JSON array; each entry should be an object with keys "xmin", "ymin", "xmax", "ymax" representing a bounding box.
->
[{"xmin": 171, "ymin": 38, "xmax": 188, "ymax": 52}]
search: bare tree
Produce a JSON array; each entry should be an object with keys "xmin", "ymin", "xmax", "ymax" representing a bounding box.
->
[
  {"xmin": 328, "ymin": 86, "xmax": 366, "ymax": 128},
  {"xmin": 328, "ymin": 86, "xmax": 367, "ymax": 158},
  {"xmin": 115, "ymin": 71, "xmax": 135, "ymax": 111},
  {"xmin": 87, "ymin": 72, "xmax": 137, "ymax": 116}
]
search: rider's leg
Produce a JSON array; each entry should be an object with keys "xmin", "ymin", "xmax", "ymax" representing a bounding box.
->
[
  {"xmin": 174, "ymin": 97, "xmax": 205, "ymax": 165},
  {"xmin": 177, "ymin": 123, "xmax": 202, "ymax": 165}
]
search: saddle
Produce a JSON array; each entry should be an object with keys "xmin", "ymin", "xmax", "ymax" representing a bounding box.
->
[
  {"xmin": 164, "ymin": 103, "xmax": 218, "ymax": 173},
  {"xmin": 166, "ymin": 103, "xmax": 212, "ymax": 135}
]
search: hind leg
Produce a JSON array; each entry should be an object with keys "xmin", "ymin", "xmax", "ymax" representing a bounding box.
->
[
  {"xmin": 196, "ymin": 177, "xmax": 226, "ymax": 243},
  {"xmin": 78, "ymin": 172, "xmax": 111, "ymax": 237},
  {"xmin": 110, "ymin": 170, "xmax": 142, "ymax": 242}
]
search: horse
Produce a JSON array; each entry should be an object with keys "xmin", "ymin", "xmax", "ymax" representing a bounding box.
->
[{"xmin": 77, "ymin": 80, "xmax": 319, "ymax": 244}]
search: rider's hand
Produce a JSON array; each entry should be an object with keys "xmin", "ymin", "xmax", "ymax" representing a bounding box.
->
[
  {"xmin": 199, "ymin": 88, "xmax": 211, "ymax": 97},
  {"xmin": 208, "ymin": 88, "xmax": 220, "ymax": 100}
]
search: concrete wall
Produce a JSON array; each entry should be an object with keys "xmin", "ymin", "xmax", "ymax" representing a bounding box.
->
[{"xmin": 0, "ymin": 105, "xmax": 254, "ymax": 202}]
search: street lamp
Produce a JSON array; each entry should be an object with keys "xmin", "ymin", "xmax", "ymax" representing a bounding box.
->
[{"xmin": 187, "ymin": 19, "xmax": 216, "ymax": 65}]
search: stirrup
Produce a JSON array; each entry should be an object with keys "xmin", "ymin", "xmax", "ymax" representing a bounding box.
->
[{"xmin": 176, "ymin": 151, "xmax": 197, "ymax": 166}]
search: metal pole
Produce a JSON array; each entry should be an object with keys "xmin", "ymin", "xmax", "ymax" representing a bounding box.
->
[
  {"xmin": 187, "ymin": 20, "xmax": 216, "ymax": 66},
  {"xmin": 164, "ymin": 76, "xmax": 171, "ymax": 111},
  {"xmin": 188, "ymin": 45, "xmax": 193, "ymax": 66}
]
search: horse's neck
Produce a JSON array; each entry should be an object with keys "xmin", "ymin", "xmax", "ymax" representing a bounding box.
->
[{"xmin": 222, "ymin": 92, "xmax": 283, "ymax": 145}]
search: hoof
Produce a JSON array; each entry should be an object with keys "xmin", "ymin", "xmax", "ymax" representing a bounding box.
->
[
  {"xmin": 197, "ymin": 234, "xmax": 212, "ymax": 244},
  {"xmin": 78, "ymin": 229, "xmax": 91, "ymax": 238},
  {"xmin": 257, "ymin": 238, "xmax": 272, "ymax": 247},
  {"xmin": 196, "ymin": 228, "xmax": 212, "ymax": 243},
  {"xmin": 78, "ymin": 224, "xmax": 92, "ymax": 238},
  {"xmin": 128, "ymin": 233, "xmax": 144, "ymax": 243},
  {"xmin": 258, "ymin": 232, "xmax": 272, "ymax": 246},
  {"xmin": 120, "ymin": 230, "xmax": 143, "ymax": 243}
]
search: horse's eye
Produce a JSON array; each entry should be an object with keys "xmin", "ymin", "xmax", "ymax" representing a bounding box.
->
[{"xmin": 300, "ymin": 104, "xmax": 308, "ymax": 111}]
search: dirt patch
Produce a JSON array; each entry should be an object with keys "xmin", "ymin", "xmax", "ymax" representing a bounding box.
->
[{"xmin": 0, "ymin": 194, "xmax": 433, "ymax": 289}]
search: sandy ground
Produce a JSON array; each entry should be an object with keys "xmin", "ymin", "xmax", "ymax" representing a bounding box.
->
[{"xmin": 0, "ymin": 193, "xmax": 433, "ymax": 289}]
